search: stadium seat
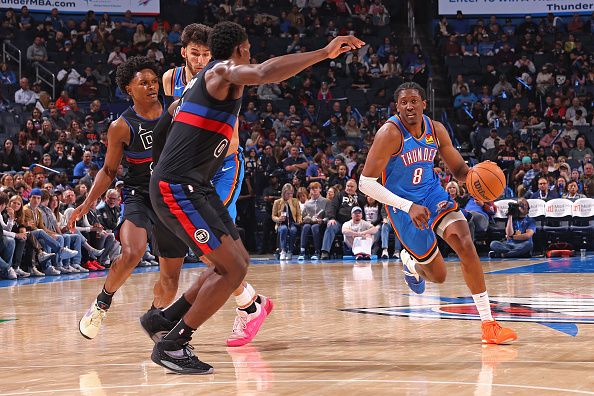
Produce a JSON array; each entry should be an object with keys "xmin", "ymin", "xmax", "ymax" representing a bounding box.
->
[
  {"xmin": 570, "ymin": 198, "xmax": 594, "ymax": 250},
  {"xmin": 543, "ymin": 199, "xmax": 573, "ymax": 244}
]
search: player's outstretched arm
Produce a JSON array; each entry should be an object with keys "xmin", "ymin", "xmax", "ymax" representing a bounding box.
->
[
  {"xmin": 214, "ymin": 36, "xmax": 365, "ymax": 86},
  {"xmin": 67, "ymin": 118, "xmax": 129, "ymax": 231},
  {"xmin": 434, "ymin": 121, "xmax": 470, "ymax": 182},
  {"xmin": 360, "ymin": 122, "xmax": 430, "ymax": 230}
]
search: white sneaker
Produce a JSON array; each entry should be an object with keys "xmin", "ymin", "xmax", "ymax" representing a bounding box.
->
[
  {"xmin": 38, "ymin": 251, "xmax": 55, "ymax": 262},
  {"xmin": 45, "ymin": 266, "xmax": 61, "ymax": 276},
  {"xmin": 59, "ymin": 266, "xmax": 72, "ymax": 274},
  {"xmin": 88, "ymin": 247, "xmax": 105, "ymax": 258},
  {"xmin": 393, "ymin": 251, "xmax": 400, "ymax": 260},
  {"xmin": 401, "ymin": 250, "xmax": 419, "ymax": 281},
  {"xmin": 79, "ymin": 299, "xmax": 107, "ymax": 339},
  {"xmin": 5, "ymin": 267, "xmax": 17, "ymax": 280},
  {"xmin": 381, "ymin": 249, "xmax": 389, "ymax": 259},
  {"xmin": 73, "ymin": 264, "xmax": 89, "ymax": 273},
  {"xmin": 30, "ymin": 267, "xmax": 45, "ymax": 277},
  {"xmin": 60, "ymin": 247, "xmax": 79, "ymax": 260},
  {"xmin": 15, "ymin": 268, "xmax": 30, "ymax": 278},
  {"xmin": 143, "ymin": 252, "xmax": 156, "ymax": 261},
  {"xmin": 66, "ymin": 265, "xmax": 80, "ymax": 273},
  {"xmin": 279, "ymin": 251, "xmax": 286, "ymax": 260}
]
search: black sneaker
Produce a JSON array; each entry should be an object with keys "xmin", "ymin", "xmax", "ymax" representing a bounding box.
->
[
  {"xmin": 151, "ymin": 339, "xmax": 214, "ymax": 375},
  {"xmin": 140, "ymin": 308, "xmax": 175, "ymax": 343},
  {"xmin": 320, "ymin": 251, "xmax": 330, "ymax": 260}
]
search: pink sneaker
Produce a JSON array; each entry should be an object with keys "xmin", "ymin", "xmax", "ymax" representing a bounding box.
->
[
  {"xmin": 259, "ymin": 295, "xmax": 274, "ymax": 315},
  {"xmin": 226, "ymin": 303, "xmax": 268, "ymax": 347}
]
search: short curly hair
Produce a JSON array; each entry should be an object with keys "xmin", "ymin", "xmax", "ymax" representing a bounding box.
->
[
  {"xmin": 208, "ymin": 21, "xmax": 248, "ymax": 60},
  {"xmin": 181, "ymin": 23, "xmax": 212, "ymax": 48},
  {"xmin": 394, "ymin": 82, "xmax": 427, "ymax": 101},
  {"xmin": 115, "ymin": 56, "xmax": 159, "ymax": 92}
]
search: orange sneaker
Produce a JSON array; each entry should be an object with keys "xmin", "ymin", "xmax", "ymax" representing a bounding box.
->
[{"xmin": 481, "ymin": 320, "xmax": 517, "ymax": 344}]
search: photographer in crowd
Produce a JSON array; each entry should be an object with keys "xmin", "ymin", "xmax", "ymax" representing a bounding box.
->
[{"xmin": 489, "ymin": 198, "xmax": 536, "ymax": 258}]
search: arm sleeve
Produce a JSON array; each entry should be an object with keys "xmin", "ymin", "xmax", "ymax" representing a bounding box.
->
[{"xmin": 359, "ymin": 175, "xmax": 413, "ymax": 213}]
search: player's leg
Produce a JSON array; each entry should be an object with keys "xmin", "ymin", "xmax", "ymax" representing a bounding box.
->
[
  {"xmin": 148, "ymin": 182, "xmax": 248, "ymax": 373},
  {"xmin": 440, "ymin": 217, "xmax": 517, "ymax": 344},
  {"xmin": 79, "ymin": 215, "xmax": 148, "ymax": 339},
  {"xmin": 213, "ymin": 152, "xmax": 273, "ymax": 346}
]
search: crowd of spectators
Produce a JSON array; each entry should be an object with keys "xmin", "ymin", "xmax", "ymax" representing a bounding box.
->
[
  {"xmin": 3, "ymin": 4, "xmax": 594, "ymax": 276},
  {"xmin": 436, "ymin": 11, "xmax": 594, "ymax": 203}
]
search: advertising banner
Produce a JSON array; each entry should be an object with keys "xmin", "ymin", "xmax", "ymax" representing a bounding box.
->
[
  {"xmin": 438, "ymin": 0, "xmax": 594, "ymax": 16},
  {"xmin": 0, "ymin": 0, "xmax": 160, "ymax": 14}
]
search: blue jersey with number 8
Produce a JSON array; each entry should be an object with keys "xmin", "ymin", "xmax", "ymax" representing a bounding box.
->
[{"xmin": 382, "ymin": 114, "xmax": 440, "ymax": 203}]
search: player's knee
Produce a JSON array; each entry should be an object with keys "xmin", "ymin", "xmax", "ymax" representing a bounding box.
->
[
  {"xmin": 121, "ymin": 244, "xmax": 145, "ymax": 263},
  {"xmin": 433, "ymin": 270, "xmax": 447, "ymax": 283}
]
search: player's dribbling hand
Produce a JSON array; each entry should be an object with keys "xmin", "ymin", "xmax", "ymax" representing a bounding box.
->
[
  {"xmin": 324, "ymin": 36, "xmax": 365, "ymax": 59},
  {"xmin": 408, "ymin": 203, "xmax": 430, "ymax": 230}
]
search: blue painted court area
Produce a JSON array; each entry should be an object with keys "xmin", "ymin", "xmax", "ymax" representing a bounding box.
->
[{"xmin": 487, "ymin": 256, "xmax": 594, "ymax": 274}]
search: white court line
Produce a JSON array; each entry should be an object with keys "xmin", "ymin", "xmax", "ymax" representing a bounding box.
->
[
  {"xmin": 2, "ymin": 360, "xmax": 594, "ymax": 369},
  {"xmin": 0, "ymin": 379, "xmax": 593, "ymax": 395}
]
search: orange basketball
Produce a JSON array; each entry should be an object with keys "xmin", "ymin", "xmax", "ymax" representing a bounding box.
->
[{"xmin": 466, "ymin": 161, "xmax": 505, "ymax": 202}]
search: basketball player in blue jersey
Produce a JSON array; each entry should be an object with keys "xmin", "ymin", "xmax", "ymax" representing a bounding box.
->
[
  {"xmin": 72, "ymin": 57, "xmax": 186, "ymax": 339},
  {"xmin": 162, "ymin": 23, "xmax": 211, "ymax": 99},
  {"xmin": 141, "ymin": 21, "xmax": 364, "ymax": 374},
  {"xmin": 360, "ymin": 82, "xmax": 517, "ymax": 345}
]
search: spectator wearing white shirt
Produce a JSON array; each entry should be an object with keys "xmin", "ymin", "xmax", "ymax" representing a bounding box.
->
[
  {"xmin": 565, "ymin": 98, "xmax": 587, "ymax": 121},
  {"xmin": 14, "ymin": 77, "xmax": 37, "ymax": 107},
  {"xmin": 481, "ymin": 128, "xmax": 499, "ymax": 153},
  {"xmin": 57, "ymin": 62, "xmax": 84, "ymax": 97},
  {"xmin": 571, "ymin": 109, "xmax": 589, "ymax": 126},
  {"xmin": 107, "ymin": 46, "xmax": 127, "ymax": 67},
  {"xmin": 342, "ymin": 206, "xmax": 378, "ymax": 259}
]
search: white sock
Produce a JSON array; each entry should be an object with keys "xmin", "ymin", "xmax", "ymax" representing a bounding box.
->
[
  {"xmin": 234, "ymin": 286, "xmax": 254, "ymax": 308},
  {"xmin": 245, "ymin": 283, "xmax": 257, "ymax": 300},
  {"xmin": 472, "ymin": 291, "xmax": 494, "ymax": 322}
]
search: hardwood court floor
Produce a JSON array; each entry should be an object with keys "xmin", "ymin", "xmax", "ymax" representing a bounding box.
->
[{"xmin": 1, "ymin": 256, "xmax": 594, "ymax": 395}]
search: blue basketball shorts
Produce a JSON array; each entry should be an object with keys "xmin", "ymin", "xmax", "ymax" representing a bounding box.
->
[
  {"xmin": 385, "ymin": 187, "xmax": 465, "ymax": 264},
  {"xmin": 212, "ymin": 147, "xmax": 245, "ymax": 223}
]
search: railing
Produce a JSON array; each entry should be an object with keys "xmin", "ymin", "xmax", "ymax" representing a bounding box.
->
[
  {"xmin": 428, "ymin": 78, "xmax": 435, "ymax": 118},
  {"xmin": 407, "ymin": 0, "xmax": 418, "ymax": 45},
  {"xmin": 35, "ymin": 62, "xmax": 56, "ymax": 99},
  {"xmin": 2, "ymin": 41, "xmax": 22, "ymax": 80}
]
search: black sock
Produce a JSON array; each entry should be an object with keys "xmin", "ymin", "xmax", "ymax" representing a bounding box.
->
[
  {"xmin": 164, "ymin": 319, "xmax": 195, "ymax": 342},
  {"xmin": 162, "ymin": 294, "xmax": 192, "ymax": 321},
  {"xmin": 255, "ymin": 295, "xmax": 262, "ymax": 304},
  {"xmin": 240, "ymin": 301, "xmax": 258, "ymax": 314},
  {"xmin": 97, "ymin": 287, "xmax": 114, "ymax": 310}
]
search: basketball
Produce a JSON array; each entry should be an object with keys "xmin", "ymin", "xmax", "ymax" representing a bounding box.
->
[{"xmin": 466, "ymin": 161, "xmax": 506, "ymax": 202}]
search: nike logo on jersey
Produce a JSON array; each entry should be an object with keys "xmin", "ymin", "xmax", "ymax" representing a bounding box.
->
[
  {"xmin": 400, "ymin": 147, "xmax": 438, "ymax": 167},
  {"xmin": 221, "ymin": 166, "xmax": 234, "ymax": 172},
  {"xmin": 174, "ymin": 86, "xmax": 184, "ymax": 91}
]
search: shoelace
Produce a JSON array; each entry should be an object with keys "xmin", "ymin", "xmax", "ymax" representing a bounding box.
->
[
  {"xmin": 232, "ymin": 314, "xmax": 248, "ymax": 335},
  {"xmin": 89, "ymin": 305, "xmax": 106, "ymax": 327}
]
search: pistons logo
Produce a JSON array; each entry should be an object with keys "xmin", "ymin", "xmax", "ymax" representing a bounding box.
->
[
  {"xmin": 194, "ymin": 229, "xmax": 210, "ymax": 244},
  {"xmin": 214, "ymin": 139, "xmax": 229, "ymax": 158}
]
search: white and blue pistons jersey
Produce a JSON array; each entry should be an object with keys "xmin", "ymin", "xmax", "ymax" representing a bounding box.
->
[{"xmin": 382, "ymin": 114, "xmax": 440, "ymax": 202}]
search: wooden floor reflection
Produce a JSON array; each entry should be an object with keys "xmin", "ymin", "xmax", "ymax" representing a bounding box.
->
[{"xmin": 1, "ymin": 257, "xmax": 594, "ymax": 395}]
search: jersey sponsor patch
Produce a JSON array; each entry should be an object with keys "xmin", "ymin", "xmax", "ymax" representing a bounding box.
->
[{"xmin": 425, "ymin": 133, "xmax": 434, "ymax": 144}]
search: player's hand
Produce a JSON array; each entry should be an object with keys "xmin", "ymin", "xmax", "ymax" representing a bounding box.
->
[
  {"xmin": 68, "ymin": 203, "xmax": 91, "ymax": 232},
  {"xmin": 328, "ymin": 219, "xmax": 337, "ymax": 226},
  {"xmin": 408, "ymin": 203, "xmax": 430, "ymax": 230},
  {"xmin": 324, "ymin": 36, "xmax": 365, "ymax": 59}
]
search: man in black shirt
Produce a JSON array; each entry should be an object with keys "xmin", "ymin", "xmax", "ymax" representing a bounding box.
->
[
  {"xmin": 320, "ymin": 178, "xmax": 366, "ymax": 259},
  {"xmin": 97, "ymin": 189, "xmax": 121, "ymax": 232}
]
